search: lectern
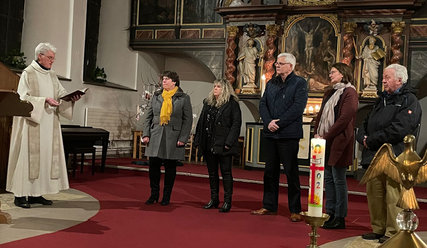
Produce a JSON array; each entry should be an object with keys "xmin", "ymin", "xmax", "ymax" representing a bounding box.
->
[{"xmin": 0, "ymin": 62, "xmax": 33, "ymax": 223}]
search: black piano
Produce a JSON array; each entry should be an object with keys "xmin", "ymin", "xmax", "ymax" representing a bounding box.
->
[{"xmin": 61, "ymin": 125, "xmax": 109, "ymax": 172}]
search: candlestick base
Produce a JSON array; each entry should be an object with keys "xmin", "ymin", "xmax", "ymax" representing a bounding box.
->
[{"xmin": 300, "ymin": 212, "xmax": 329, "ymax": 248}]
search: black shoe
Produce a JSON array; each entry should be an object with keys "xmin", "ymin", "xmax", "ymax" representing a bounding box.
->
[
  {"xmin": 362, "ymin": 232, "xmax": 383, "ymax": 240},
  {"xmin": 379, "ymin": 236, "xmax": 390, "ymax": 243},
  {"xmin": 145, "ymin": 195, "xmax": 159, "ymax": 205},
  {"xmin": 14, "ymin": 197, "xmax": 30, "ymax": 208},
  {"xmin": 160, "ymin": 199, "xmax": 170, "ymax": 206},
  {"xmin": 219, "ymin": 202, "xmax": 231, "ymax": 213},
  {"xmin": 321, "ymin": 217, "xmax": 345, "ymax": 229},
  {"xmin": 28, "ymin": 196, "xmax": 52, "ymax": 205},
  {"xmin": 203, "ymin": 200, "xmax": 219, "ymax": 209},
  {"xmin": 323, "ymin": 214, "xmax": 335, "ymax": 225}
]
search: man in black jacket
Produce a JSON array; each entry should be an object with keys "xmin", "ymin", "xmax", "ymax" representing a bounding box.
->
[
  {"xmin": 357, "ymin": 64, "xmax": 422, "ymax": 244},
  {"xmin": 251, "ymin": 52, "xmax": 308, "ymax": 222}
]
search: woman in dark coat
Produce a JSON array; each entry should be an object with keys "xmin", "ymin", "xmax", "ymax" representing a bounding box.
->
[
  {"xmin": 314, "ymin": 63, "xmax": 358, "ymax": 229},
  {"xmin": 142, "ymin": 71, "xmax": 192, "ymax": 206},
  {"xmin": 194, "ymin": 79, "xmax": 242, "ymax": 213}
]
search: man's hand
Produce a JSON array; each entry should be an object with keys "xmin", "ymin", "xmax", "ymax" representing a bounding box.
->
[
  {"xmin": 45, "ymin": 98, "xmax": 59, "ymax": 107},
  {"xmin": 268, "ymin": 119, "xmax": 280, "ymax": 132},
  {"xmin": 70, "ymin": 95, "xmax": 81, "ymax": 102},
  {"xmin": 363, "ymin": 135, "xmax": 369, "ymax": 149}
]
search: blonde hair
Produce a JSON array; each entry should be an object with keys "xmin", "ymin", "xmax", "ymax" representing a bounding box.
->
[{"xmin": 206, "ymin": 79, "xmax": 239, "ymax": 108}]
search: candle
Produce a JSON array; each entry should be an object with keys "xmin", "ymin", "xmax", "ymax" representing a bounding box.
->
[
  {"xmin": 261, "ymin": 74, "xmax": 266, "ymax": 97},
  {"xmin": 315, "ymin": 104, "xmax": 320, "ymax": 113},
  {"xmin": 308, "ymin": 106, "xmax": 314, "ymax": 114},
  {"xmin": 308, "ymin": 138, "xmax": 326, "ymax": 217}
]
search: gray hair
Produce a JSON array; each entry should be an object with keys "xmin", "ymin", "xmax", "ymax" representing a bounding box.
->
[
  {"xmin": 34, "ymin": 42, "xmax": 57, "ymax": 60},
  {"xmin": 277, "ymin": 52, "xmax": 296, "ymax": 70},
  {"xmin": 385, "ymin": 64, "xmax": 408, "ymax": 84}
]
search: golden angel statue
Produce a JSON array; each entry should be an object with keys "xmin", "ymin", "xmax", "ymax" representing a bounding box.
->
[{"xmin": 360, "ymin": 134, "xmax": 427, "ymax": 210}]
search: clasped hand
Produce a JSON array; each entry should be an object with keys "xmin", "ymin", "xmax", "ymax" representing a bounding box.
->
[{"xmin": 268, "ymin": 119, "xmax": 280, "ymax": 132}]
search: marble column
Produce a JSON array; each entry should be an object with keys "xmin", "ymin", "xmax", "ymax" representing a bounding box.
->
[
  {"xmin": 225, "ymin": 26, "xmax": 238, "ymax": 89},
  {"xmin": 391, "ymin": 21, "xmax": 405, "ymax": 64},
  {"xmin": 342, "ymin": 22, "xmax": 357, "ymax": 66},
  {"xmin": 263, "ymin": 24, "xmax": 280, "ymax": 83}
]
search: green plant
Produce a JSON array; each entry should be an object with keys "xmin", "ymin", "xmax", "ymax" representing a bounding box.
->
[
  {"xmin": 0, "ymin": 49, "xmax": 27, "ymax": 69},
  {"xmin": 92, "ymin": 66, "xmax": 107, "ymax": 82}
]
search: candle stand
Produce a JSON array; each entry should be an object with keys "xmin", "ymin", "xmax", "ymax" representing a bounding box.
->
[{"xmin": 300, "ymin": 212, "xmax": 329, "ymax": 248}]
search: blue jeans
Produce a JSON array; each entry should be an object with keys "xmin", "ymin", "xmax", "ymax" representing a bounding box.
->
[{"xmin": 324, "ymin": 165, "xmax": 348, "ymax": 218}]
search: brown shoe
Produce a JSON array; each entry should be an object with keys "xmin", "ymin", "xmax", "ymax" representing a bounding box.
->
[
  {"xmin": 251, "ymin": 208, "xmax": 277, "ymax": 215},
  {"xmin": 290, "ymin": 213, "xmax": 302, "ymax": 222}
]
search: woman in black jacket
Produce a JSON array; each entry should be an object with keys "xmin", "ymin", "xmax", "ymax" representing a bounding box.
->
[{"xmin": 194, "ymin": 79, "xmax": 242, "ymax": 213}]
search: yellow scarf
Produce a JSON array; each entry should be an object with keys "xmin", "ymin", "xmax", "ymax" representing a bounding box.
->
[{"xmin": 160, "ymin": 86, "xmax": 178, "ymax": 125}]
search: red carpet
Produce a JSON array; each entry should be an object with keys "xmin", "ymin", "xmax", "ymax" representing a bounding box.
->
[{"xmin": 2, "ymin": 160, "xmax": 427, "ymax": 248}]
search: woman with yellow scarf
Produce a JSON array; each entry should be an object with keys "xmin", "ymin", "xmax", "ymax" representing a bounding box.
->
[{"xmin": 142, "ymin": 71, "xmax": 192, "ymax": 206}]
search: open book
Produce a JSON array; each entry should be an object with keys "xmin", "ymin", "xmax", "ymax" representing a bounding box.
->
[{"xmin": 60, "ymin": 88, "xmax": 88, "ymax": 101}]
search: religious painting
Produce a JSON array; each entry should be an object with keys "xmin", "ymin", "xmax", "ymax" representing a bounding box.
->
[
  {"xmin": 182, "ymin": 1, "xmax": 222, "ymax": 24},
  {"xmin": 283, "ymin": 15, "xmax": 339, "ymax": 95},
  {"xmin": 138, "ymin": 0, "xmax": 176, "ymax": 25}
]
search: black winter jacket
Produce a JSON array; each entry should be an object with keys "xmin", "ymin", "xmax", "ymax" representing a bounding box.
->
[
  {"xmin": 356, "ymin": 83, "xmax": 422, "ymax": 167},
  {"xmin": 259, "ymin": 72, "xmax": 308, "ymax": 139},
  {"xmin": 194, "ymin": 97, "xmax": 242, "ymax": 156}
]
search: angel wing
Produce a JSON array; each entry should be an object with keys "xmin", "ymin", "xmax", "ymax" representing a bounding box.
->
[
  {"xmin": 415, "ymin": 149, "xmax": 427, "ymax": 184},
  {"xmin": 360, "ymin": 144, "xmax": 400, "ymax": 184}
]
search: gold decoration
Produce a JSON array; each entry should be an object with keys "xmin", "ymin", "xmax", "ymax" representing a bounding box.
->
[
  {"xmin": 227, "ymin": 26, "xmax": 239, "ymax": 37},
  {"xmin": 266, "ymin": 24, "xmax": 280, "ymax": 36},
  {"xmin": 361, "ymin": 135, "xmax": 427, "ymax": 210},
  {"xmin": 288, "ymin": 0, "xmax": 336, "ymax": 6},
  {"xmin": 343, "ymin": 22, "xmax": 357, "ymax": 34},
  {"xmin": 392, "ymin": 21, "xmax": 406, "ymax": 34}
]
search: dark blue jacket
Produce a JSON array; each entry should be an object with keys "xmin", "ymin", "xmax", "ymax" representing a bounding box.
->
[{"xmin": 259, "ymin": 72, "xmax": 308, "ymax": 139}]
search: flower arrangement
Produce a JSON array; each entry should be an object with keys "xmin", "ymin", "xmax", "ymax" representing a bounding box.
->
[{"xmin": 0, "ymin": 49, "xmax": 27, "ymax": 69}]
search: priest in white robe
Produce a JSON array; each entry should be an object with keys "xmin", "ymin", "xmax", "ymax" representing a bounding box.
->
[{"xmin": 7, "ymin": 42, "xmax": 81, "ymax": 208}]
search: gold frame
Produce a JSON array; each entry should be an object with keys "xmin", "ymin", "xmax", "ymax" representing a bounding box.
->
[
  {"xmin": 245, "ymin": 127, "xmax": 254, "ymax": 163},
  {"xmin": 202, "ymin": 28, "xmax": 225, "ymax": 39},
  {"xmin": 136, "ymin": 0, "xmax": 178, "ymax": 26},
  {"xmin": 282, "ymin": 14, "xmax": 341, "ymax": 97}
]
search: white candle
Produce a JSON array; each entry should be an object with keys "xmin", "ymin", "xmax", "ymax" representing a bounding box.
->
[
  {"xmin": 308, "ymin": 138, "xmax": 326, "ymax": 217},
  {"xmin": 261, "ymin": 74, "xmax": 266, "ymax": 97},
  {"xmin": 315, "ymin": 104, "xmax": 320, "ymax": 113},
  {"xmin": 308, "ymin": 106, "xmax": 314, "ymax": 114}
]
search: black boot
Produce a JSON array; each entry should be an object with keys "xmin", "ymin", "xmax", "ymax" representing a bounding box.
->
[
  {"xmin": 222, "ymin": 178, "xmax": 233, "ymax": 210},
  {"xmin": 203, "ymin": 199, "xmax": 219, "ymax": 209},
  {"xmin": 322, "ymin": 217, "xmax": 345, "ymax": 229},
  {"xmin": 219, "ymin": 202, "xmax": 231, "ymax": 213},
  {"xmin": 204, "ymin": 173, "xmax": 219, "ymax": 209},
  {"xmin": 161, "ymin": 161, "xmax": 176, "ymax": 206},
  {"xmin": 145, "ymin": 195, "xmax": 159, "ymax": 205},
  {"xmin": 14, "ymin": 196, "xmax": 30, "ymax": 208},
  {"xmin": 148, "ymin": 158, "xmax": 161, "ymax": 205}
]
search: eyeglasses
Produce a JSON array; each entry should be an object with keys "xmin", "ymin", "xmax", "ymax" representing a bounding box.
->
[
  {"xmin": 41, "ymin": 54, "xmax": 55, "ymax": 61},
  {"xmin": 329, "ymin": 70, "xmax": 338, "ymax": 75},
  {"xmin": 275, "ymin": 62, "xmax": 291, "ymax": 66}
]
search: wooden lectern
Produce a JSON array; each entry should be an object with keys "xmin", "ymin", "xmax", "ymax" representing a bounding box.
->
[{"xmin": 0, "ymin": 62, "xmax": 33, "ymax": 223}]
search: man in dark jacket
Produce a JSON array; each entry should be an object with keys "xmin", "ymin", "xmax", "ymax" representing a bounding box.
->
[
  {"xmin": 356, "ymin": 64, "xmax": 422, "ymax": 244},
  {"xmin": 251, "ymin": 52, "xmax": 308, "ymax": 222}
]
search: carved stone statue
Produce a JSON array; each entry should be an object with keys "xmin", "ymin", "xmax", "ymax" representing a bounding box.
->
[
  {"xmin": 358, "ymin": 36, "xmax": 385, "ymax": 97},
  {"xmin": 237, "ymin": 39, "xmax": 259, "ymax": 91}
]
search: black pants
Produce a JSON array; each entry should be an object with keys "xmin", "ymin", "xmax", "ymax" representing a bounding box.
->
[
  {"xmin": 148, "ymin": 157, "xmax": 177, "ymax": 200},
  {"xmin": 204, "ymin": 152, "xmax": 233, "ymax": 204},
  {"xmin": 262, "ymin": 138, "xmax": 301, "ymax": 213}
]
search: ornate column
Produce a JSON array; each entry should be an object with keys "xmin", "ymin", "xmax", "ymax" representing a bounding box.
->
[
  {"xmin": 263, "ymin": 24, "xmax": 280, "ymax": 83},
  {"xmin": 342, "ymin": 22, "xmax": 357, "ymax": 66},
  {"xmin": 391, "ymin": 21, "xmax": 405, "ymax": 64},
  {"xmin": 225, "ymin": 26, "xmax": 238, "ymax": 88}
]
